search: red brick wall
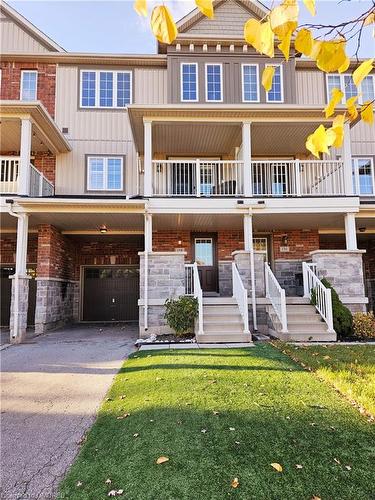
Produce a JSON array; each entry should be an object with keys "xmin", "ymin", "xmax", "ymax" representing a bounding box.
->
[
  {"xmin": 217, "ymin": 231, "xmax": 244, "ymax": 260},
  {"xmin": 153, "ymin": 231, "xmax": 192, "ymax": 260},
  {"xmin": 273, "ymin": 230, "xmax": 319, "ymax": 260},
  {"xmin": 0, "ymin": 236, "xmax": 38, "ymax": 264},
  {"xmin": 0, "ymin": 62, "xmax": 56, "ymax": 117},
  {"xmin": 33, "ymin": 153, "xmax": 56, "ymax": 184},
  {"xmin": 76, "ymin": 240, "xmax": 143, "ymax": 271},
  {"xmin": 37, "ymin": 225, "xmax": 76, "ymax": 280}
]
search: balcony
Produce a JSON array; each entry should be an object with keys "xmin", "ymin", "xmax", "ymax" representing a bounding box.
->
[
  {"xmin": 151, "ymin": 159, "xmax": 346, "ymax": 197},
  {"xmin": 1, "ymin": 157, "xmax": 54, "ymax": 197}
]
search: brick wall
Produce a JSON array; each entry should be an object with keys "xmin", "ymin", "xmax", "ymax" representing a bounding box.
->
[
  {"xmin": 217, "ymin": 231, "xmax": 244, "ymax": 260},
  {"xmin": 153, "ymin": 231, "xmax": 192, "ymax": 261},
  {"xmin": 76, "ymin": 239, "xmax": 143, "ymax": 271},
  {"xmin": 33, "ymin": 153, "xmax": 56, "ymax": 184},
  {"xmin": 37, "ymin": 225, "xmax": 76, "ymax": 280},
  {"xmin": 273, "ymin": 230, "xmax": 319, "ymax": 260},
  {"xmin": 0, "ymin": 235, "xmax": 38, "ymax": 264},
  {"xmin": 0, "ymin": 62, "xmax": 56, "ymax": 117}
]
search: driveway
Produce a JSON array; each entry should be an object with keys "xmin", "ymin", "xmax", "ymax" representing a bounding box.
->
[{"xmin": 0, "ymin": 324, "xmax": 138, "ymax": 500}]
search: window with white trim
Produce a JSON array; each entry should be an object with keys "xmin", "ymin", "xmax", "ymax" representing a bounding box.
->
[
  {"xmin": 205, "ymin": 64, "xmax": 222, "ymax": 102},
  {"xmin": 326, "ymin": 74, "xmax": 375, "ymax": 104},
  {"xmin": 21, "ymin": 70, "xmax": 37, "ymax": 101},
  {"xmin": 87, "ymin": 156, "xmax": 123, "ymax": 191},
  {"xmin": 80, "ymin": 70, "xmax": 132, "ymax": 108},
  {"xmin": 266, "ymin": 65, "xmax": 283, "ymax": 102},
  {"xmin": 242, "ymin": 64, "xmax": 259, "ymax": 102},
  {"xmin": 181, "ymin": 63, "xmax": 198, "ymax": 102},
  {"xmin": 352, "ymin": 157, "xmax": 375, "ymax": 195}
]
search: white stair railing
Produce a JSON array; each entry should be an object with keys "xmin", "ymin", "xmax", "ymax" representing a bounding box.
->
[
  {"xmin": 302, "ymin": 262, "xmax": 334, "ymax": 332},
  {"xmin": 192, "ymin": 262, "xmax": 204, "ymax": 335},
  {"xmin": 184, "ymin": 264, "xmax": 194, "ymax": 295},
  {"xmin": 264, "ymin": 262, "xmax": 287, "ymax": 332},
  {"xmin": 232, "ymin": 262, "xmax": 250, "ymax": 334}
]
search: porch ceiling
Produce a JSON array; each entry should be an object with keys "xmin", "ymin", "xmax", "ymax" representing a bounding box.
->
[{"xmin": 0, "ymin": 118, "xmax": 50, "ymax": 153}]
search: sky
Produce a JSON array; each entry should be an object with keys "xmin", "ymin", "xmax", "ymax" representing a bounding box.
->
[{"xmin": 8, "ymin": 0, "xmax": 375, "ymax": 56}]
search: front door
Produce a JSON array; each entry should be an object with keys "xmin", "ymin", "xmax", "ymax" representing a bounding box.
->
[{"xmin": 192, "ymin": 233, "xmax": 218, "ymax": 293}]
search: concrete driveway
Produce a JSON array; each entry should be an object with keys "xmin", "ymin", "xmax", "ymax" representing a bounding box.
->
[{"xmin": 0, "ymin": 324, "xmax": 138, "ymax": 500}]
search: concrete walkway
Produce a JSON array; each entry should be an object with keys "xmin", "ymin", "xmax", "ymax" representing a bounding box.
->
[{"xmin": 0, "ymin": 324, "xmax": 137, "ymax": 500}]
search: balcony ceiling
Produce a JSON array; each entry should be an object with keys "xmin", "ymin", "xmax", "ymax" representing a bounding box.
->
[{"xmin": 0, "ymin": 119, "xmax": 50, "ymax": 153}]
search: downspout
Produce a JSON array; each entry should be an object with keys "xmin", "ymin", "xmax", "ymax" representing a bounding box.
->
[
  {"xmin": 248, "ymin": 209, "xmax": 258, "ymax": 331},
  {"xmin": 7, "ymin": 203, "xmax": 22, "ymax": 341}
]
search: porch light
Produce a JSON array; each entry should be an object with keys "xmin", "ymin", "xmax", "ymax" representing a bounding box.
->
[
  {"xmin": 359, "ymin": 227, "xmax": 366, "ymax": 233},
  {"xmin": 282, "ymin": 235, "xmax": 289, "ymax": 245},
  {"xmin": 99, "ymin": 224, "xmax": 108, "ymax": 234}
]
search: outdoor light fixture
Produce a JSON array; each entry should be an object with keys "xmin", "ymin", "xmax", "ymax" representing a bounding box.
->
[
  {"xmin": 359, "ymin": 227, "xmax": 366, "ymax": 233},
  {"xmin": 177, "ymin": 235, "xmax": 182, "ymax": 245},
  {"xmin": 99, "ymin": 224, "xmax": 108, "ymax": 234},
  {"xmin": 282, "ymin": 234, "xmax": 289, "ymax": 245}
]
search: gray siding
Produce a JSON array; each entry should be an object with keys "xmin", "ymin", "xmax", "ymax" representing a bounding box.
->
[{"xmin": 0, "ymin": 12, "xmax": 51, "ymax": 53}]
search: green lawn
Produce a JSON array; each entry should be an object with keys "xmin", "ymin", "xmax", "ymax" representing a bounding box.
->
[
  {"xmin": 277, "ymin": 343, "xmax": 375, "ymax": 418},
  {"xmin": 59, "ymin": 345, "xmax": 375, "ymax": 500}
]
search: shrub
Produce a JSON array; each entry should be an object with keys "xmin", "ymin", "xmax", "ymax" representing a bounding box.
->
[
  {"xmin": 164, "ymin": 296, "xmax": 199, "ymax": 336},
  {"xmin": 353, "ymin": 312, "xmax": 375, "ymax": 338}
]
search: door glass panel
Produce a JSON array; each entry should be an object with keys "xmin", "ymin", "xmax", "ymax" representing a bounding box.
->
[
  {"xmin": 358, "ymin": 159, "xmax": 374, "ymax": 194},
  {"xmin": 195, "ymin": 238, "xmax": 213, "ymax": 266}
]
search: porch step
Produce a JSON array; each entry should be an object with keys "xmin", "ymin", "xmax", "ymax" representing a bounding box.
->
[
  {"xmin": 203, "ymin": 297, "xmax": 237, "ymax": 305},
  {"xmin": 197, "ymin": 333, "xmax": 252, "ymax": 344}
]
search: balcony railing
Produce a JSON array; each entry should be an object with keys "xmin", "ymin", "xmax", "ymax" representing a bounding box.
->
[
  {"xmin": 1, "ymin": 157, "xmax": 54, "ymax": 197},
  {"xmin": 151, "ymin": 159, "xmax": 346, "ymax": 197}
]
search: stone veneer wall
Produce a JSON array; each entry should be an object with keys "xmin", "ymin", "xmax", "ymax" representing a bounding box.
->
[
  {"xmin": 274, "ymin": 260, "xmax": 304, "ymax": 296},
  {"xmin": 311, "ymin": 250, "xmax": 367, "ymax": 313},
  {"xmin": 9, "ymin": 276, "xmax": 30, "ymax": 343},
  {"xmin": 139, "ymin": 252, "xmax": 186, "ymax": 337}
]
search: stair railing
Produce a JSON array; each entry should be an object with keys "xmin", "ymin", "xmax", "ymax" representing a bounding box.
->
[
  {"xmin": 264, "ymin": 262, "xmax": 288, "ymax": 333},
  {"xmin": 192, "ymin": 262, "xmax": 204, "ymax": 335},
  {"xmin": 302, "ymin": 262, "xmax": 334, "ymax": 332},
  {"xmin": 232, "ymin": 262, "xmax": 250, "ymax": 334}
]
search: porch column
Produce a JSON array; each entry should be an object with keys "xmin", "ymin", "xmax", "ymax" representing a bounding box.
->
[
  {"xmin": 144, "ymin": 119, "xmax": 152, "ymax": 197},
  {"xmin": 18, "ymin": 118, "xmax": 32, "ymax": 196},
  {"xmin": 242, "ymin": 121, "xmax": 252, "ymax": 197},
  {"xmin": 10, "ymin": 213, "xmax": 30, "ymax": 343},
  {"xmin": 243, "ymin": 213, "xmax": 257, "ymax": 330},
  {"xmin": 345, "ymin": 212, "xmax": 357, "ymax": 250},
  {"xmin": 144, "ymin": 212, "xmax": 153, "ymax": 252},
  {"xmin": 343, "ymin": 122, "xmax": 353, "ymax": 195},
  {"xmin": 143, "ymin": 212, "xmax": 153, "ymax": 332}
]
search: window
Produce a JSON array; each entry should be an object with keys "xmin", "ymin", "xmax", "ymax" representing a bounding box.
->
[
  {"xmin": 352, "ymin": 158, "xmax": 374, "ymax": 195},
  {"xmin": 181, "ymin": 63, "xmax": 198, "ymax": 102},
  {"xmin": 80, "ymin": 70, "xmax": 132, "ymax": 108},
  {"xmin": 242, "ymin": 64, "xmax": 259, "ymax": 102},
  {"xmin": 20, "ymin": 70, "xmax": 37, "ymax": 101},
  {"xmin": 205, "ymin": 64, "xmax": 222, "ymax": 102},
  {"xmin": 326, "ymin": 74, "xmax": 375, "ymax": 104},
  {"xmin": 195, "ymin": 238, "xmax": 213, "ymax": 266},
  {"xmin": 87, "ymin": 156, "xmax": 123, "ymax": 191},
  {"xmin": 266, "ymin": 65, "xmax": 283, "ymax": 102}
]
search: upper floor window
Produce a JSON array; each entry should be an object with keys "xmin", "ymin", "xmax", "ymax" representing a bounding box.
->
[
  {"xmin": 242, "ymin": 64, "xmax": 259, "ymax": 102},
  {"xmin": 80, "ymin": 70, "xmax": 132, "ymax": 108},
  {"xmin": 20, "ymin": 70, "xmax": 37, "ymax": 101},
  {"xmin": 326, "ymin": 74, "xmax": 374, "ymax": 104},
  {"xmin": 87, "ymin": 156, "xmax": 124, "ymax": 191},
  {"xmin": 181, "ymin": 63, "xmax": 198, "ymax": 102},
  {"xmin": 205, "ymin": 64, "xmax": 223, "ymax": 102},
  {"xmin": 352, "ymin": 158, "xmax": 374, "ymax": 195},
  {"xmin": 266, "ymin": 65, "xmax": 283, "ymax": 102}
]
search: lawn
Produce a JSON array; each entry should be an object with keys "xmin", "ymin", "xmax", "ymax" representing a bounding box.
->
[
  {"xmin": 59, "ymin": 345, "xmax": 375, "ymax": 500},
  {"xmin": 278, "ymin": 343, "xmax": 375, "ymax": 417}
]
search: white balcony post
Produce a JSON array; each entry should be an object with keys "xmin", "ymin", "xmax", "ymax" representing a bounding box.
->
[
  {"xmin": 144, "ymin": 212, "xmax": 153, "ymax": 252},
  {"xmin": 144, "ymin": 119, "xmax": 152, "ymax": 197},
  {"xmin": 343, "ymin": 122, "xmax": 353, "ymax": 195},
  {"xmin": 196, "ymin": 159, "xmax": 201, "ymax": 197},
  {"xmin": 344, "ymin": 212, "xmax": 357, "ymax": 250},
  {"xmin": 244, "ymin": 212, "xmax": 257, "ymax": 330},
  {"xmin": 295, "ymin": 159, "xmax": 301, "ymax": 196},
  {"xmin": 242, "ymin": 121, "xmax": 252, "ymax": 197},
  {"xmin": 19, "ymin": 118, "xmax": 32, "ymax": 196}
]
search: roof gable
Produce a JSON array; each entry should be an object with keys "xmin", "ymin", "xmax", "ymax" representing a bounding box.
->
[
  {"xmin": 0, "ymin": 1, "xmax": 65, "ymax": 53},
  {"xmin": 177, "ymin": 0, "xmax": 268, "ymax": 38}
]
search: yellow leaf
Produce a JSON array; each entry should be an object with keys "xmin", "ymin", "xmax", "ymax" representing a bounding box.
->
[
  {"xmin": 134, "ymin": 0, "xmax": 147, "ymax": 17},
  {"xmin": 260, "ymin": 21, "xmax": 275, "ymax": 58},
  {"xmin": 329, "ymin": 113, "xmax": 346, "ymax": 147},
  {"xmin": 295, "ymin": 28, "xmax": 313, "ymax": 56},
  {"xmin": 271, "ymin": 462, "xmax": 283, "ymax": 472},
  {"xmin": 324, "ymin": 88, "xmax": 344, "ymax": 118},
  {"xmin": 244, "ymin": 19, "xmax": 274, "ymax": 57},
  {"xmin": 195, "ymin": 0, "xmax": 214, "ymax": 19},
  {"xmin": 269, "ymin": 0, "xmax": 298, "ymax": 39},
  {"xmin": 303, "ymin": 0, "xmax": 316, "ymax": 16},
  {"xmin": 332, "ymin": 114, "xmax": 345, "ymax": 129},
  {"xmin": 306, "ymin": 124, "xmax": 331, "ymax": 158},
  {"xmin": 156, "ymin": 456, "xmax": 169, "ymax": 464},
  {"xmin": 262, "ymin": 66, "xmax": 276, "ymax": 92},
  {"xmin": 361, "ymin": 101, "xmax": 374, "ymax": 124},
  {"xmin": 231, "ymin": 477, "xmax": 240, "ymax": 488},
  {"xmin": 364, "ymin": 11, "xmax": 375, "ymax": 26},
  {"xmin": 310, "ymin": 39, "xmax": 322, "ymax": 60},
  {"xmin": 346, "ymin": 96, "xmax": 358, "ymax": 121},
  {"xmin": 278, "ymin": 29, "xmax": 293, "ymax": 61},
  {"xmin": 352, "ymin": 58, "xmax": 374, "ymax": 87},
  {"xmin": 338, "ymin": 56, "xmax": 350, "ymax": 73},
  {"xmin": 151, "ymin": 5, "xmax": 177, "ymax": 45},
  {"xmin": 316, "ymin": 40, "xmax": 347, "ymax": 72}
]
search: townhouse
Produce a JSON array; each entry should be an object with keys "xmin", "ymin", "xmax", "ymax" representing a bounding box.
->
[{"xmin": 0, "ymin": 0, "xmax": 374, "ymax": 344}]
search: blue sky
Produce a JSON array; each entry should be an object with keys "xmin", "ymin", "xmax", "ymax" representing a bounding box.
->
[{"xmin": 9, "ymin": 0, "xmax": 375, "ymax": 56}]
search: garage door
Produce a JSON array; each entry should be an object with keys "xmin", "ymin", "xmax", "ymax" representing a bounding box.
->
[
  {"xmin": 82, "ymin": 266, "xmax": 139, "ymax": 322},
  {"xmin": 0, "ymin": 266, "xmax": 37, "ymax": 327}
]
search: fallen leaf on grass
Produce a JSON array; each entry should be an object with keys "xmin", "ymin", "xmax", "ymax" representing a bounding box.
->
[
  {"xmin": 76, "ymin": 481, "xmax": 83, "ymax": 487},
  {"xmin": 201, "ymin": 429, "xmax": 207, "ymax": 433},
  {"xmin": 229, "ymin": 427, "xmax": 235, "ymax": 431},
  {"xmin": 235, "ymin": 441, "xmax": 240, "ymax": 445},
  {"xmin": 231, "ymin": 477, "xmax": 239, "ymax": 488},
  {"xmin": 345, "ymin": 465, "xmax": 352, "ymax": 470},
  {"xmin": 106, "ymin": 398, "xmax": 113, "ymax": 402},
  {"xmin": 295, "ymin": 464, "xmax": 303, "ymax": 469},
  {"xmin": 133, "ymin": 433, "xmax": 139, "ymax": 438},
  {"xmin": 323, "ymin": 355, "xmax": 331, "ymax": 360},
  {"xmin": 117, "ymin": 413, "xmax": 130, "ymax": 420},
  {"xmin": 213, "ymin": 411, "xmax": 220, "ymax": 415},
  {"xmin": 156, "ymin": 456, "xmax": 169, "ymax": 465},
  {"xmin": 312, "ymin": 497, "xmax": 321, "ymax": 500},
  {"xmin": 105, "ymin": 479, "xmax": 112, "ymax": 484},
  {"xmin": 119, "ymin": 395, "xmax": 126, "ymax": 400},
  {"xmin": 334, "ymin": 458, "xmax": 341, "ymax": 464},
  {"xmin": 207, "ymin": 380, "xmax": 217, "ymax": 384},
  {"xmin": 108, "ymin": 490, "xmax": 124, "ymax": 497},
  {"xmin": 271, "ymin": 463, "xmax": 283, "ymax": 472}
]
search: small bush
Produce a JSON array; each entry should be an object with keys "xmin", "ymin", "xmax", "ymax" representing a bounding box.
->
[
  {"xmin": 321, "ymin": 278, "xmax": 353, "ymax": 338},
  {"xmin": 353, "ymin": 312, "xmax": 375, "ymax": 338},
  {"xmin": 164, "ymin": 296, "xmax": 199, "ymax": 336}
]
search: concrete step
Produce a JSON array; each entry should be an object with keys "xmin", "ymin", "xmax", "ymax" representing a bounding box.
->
[
  {"xmin": 203, "ymin": 297, "xmax": 237, "ymax": 305},
  {"xmin": 285, "ymin": 297, "xmax": 310, "ymax": 305},
  {"xmin": 203, "ymin": 322, "xmax": 244, "ymax": 334},
  {"xmin": 273, "ymin": 330, "xmax": 337, "ymax": 342},
  {"xmin": 287, "ymin": 315, "xmax": 324, "ymax": 324},
  {"xmin": 197, "ymin": 332, "xmax": 252, "ymax": 343},
  {"xmin": 204, "ymin": 312, "xmax": 243, "ymax": 321},
  {"xmin": 286, "ymin": 305, "xmax": 317, "ymax": 314}
]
